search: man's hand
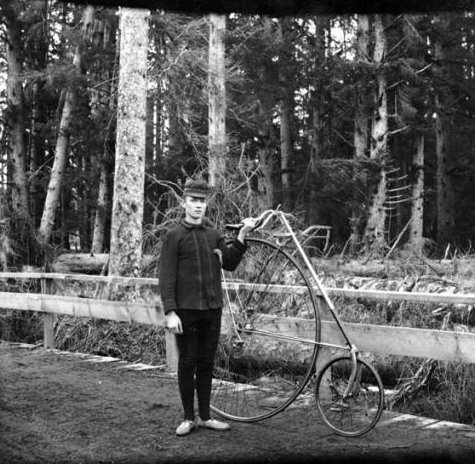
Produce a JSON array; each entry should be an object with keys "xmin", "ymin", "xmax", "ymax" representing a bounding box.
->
[
  {"xmin": 237, "ymin": 217, "xmax": 258, "ymax": 244},
  {"xmin": 165, "ymin": 311, "xmax": 183, "ymax": 334}
]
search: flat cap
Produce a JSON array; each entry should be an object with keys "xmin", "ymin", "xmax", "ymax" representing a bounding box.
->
[{"xmin": 183, "ymin": 179, "xmax": 210, "ymax": 198}]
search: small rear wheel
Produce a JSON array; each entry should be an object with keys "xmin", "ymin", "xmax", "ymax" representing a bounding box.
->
[{"xmin": 315, "ymin": 356, "xmax": 384, "ymax": 436}]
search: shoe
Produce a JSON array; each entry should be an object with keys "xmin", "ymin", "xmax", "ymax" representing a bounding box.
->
[
  {"xmin": 196, "ymin": 417, "xmax": 230, "ymax": 431},
  {"xmin": 175, "ymin": 420, "xmax": 195, "ymax": 436}
]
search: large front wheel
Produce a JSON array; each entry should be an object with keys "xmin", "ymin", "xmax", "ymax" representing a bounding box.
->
[
  {"xmin": 211, "ymin": 237, "xmax": 321, "ymax": 422},
  {"xmin": 315, "ymin": 356, "xmax": 384, "ymax": 436}
]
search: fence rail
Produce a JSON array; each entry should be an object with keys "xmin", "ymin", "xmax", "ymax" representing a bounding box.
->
[
  {"xmin": 2, "ymin": 272, "xmax": 474, "ymax": 304},
  {"xmin": 1, "ymin": 272, "xmax": 475, "ymax": 369}
]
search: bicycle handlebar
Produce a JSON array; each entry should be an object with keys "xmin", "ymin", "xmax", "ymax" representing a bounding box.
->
[{"xmin": 224, "ymin": 208, "xmax": 284, "ymax": 232}]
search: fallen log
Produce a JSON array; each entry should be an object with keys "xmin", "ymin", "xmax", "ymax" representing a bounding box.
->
[
  {"xmin": 316, "ymin": 257, "xmax": 475, "ymax": 287},
  {"xmin": 52, "ymin": 253, "xmax": 155, "ymax": 274}
]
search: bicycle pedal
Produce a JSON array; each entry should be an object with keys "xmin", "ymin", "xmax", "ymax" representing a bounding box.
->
[{"xmin": 330, "ymin": 400, "xmax": 350, "ymax": 412}]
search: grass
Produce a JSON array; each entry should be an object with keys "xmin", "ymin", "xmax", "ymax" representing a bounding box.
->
[{"xmin": 395, "ymin": 361, "xmax": 475, "ymax": 426}]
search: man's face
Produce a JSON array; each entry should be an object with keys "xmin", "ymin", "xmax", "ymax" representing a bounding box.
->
[{"xmin": 182, "ymin": 195, "xmax": 207, "ymax": 222}]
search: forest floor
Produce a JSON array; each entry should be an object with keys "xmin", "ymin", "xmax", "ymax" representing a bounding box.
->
[{"xmin": 1, "ymin": 342, "xmax": 475, "ymax": 464}]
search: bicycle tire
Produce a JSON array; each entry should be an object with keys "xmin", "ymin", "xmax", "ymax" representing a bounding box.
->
[
  {"xmin": 315, "ymin": 356, "xmax": 384, "ymax": 436},
  {"xmin": 210, "ymin": 236, "xmax": 321, "ymax": 422}
]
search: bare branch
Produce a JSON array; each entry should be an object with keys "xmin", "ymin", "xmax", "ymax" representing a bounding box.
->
[{"xmin": 389, "ymin": 125, "xmax": 410, "ymax": 136}]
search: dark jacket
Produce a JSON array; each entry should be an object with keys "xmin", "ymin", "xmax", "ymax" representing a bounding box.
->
[{"xmin": 159, "ymin": 220, "xmax": 246, "ymax": 313}]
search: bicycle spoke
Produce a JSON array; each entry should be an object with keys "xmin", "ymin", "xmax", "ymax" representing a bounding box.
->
[
  {"xmin": 315, "ymin": 356, "xmax": 384, "ymax": 436},
  {"xmin": 240, "ymin": 246, "xmax": 281, "ymax": 312},
  {"xmin": 211, "ymin": 237, "xmax": 320, "ymax": 422}
]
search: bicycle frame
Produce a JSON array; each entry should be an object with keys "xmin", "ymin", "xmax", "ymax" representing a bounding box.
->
[{"xmin": 226, "ymin": 208, "xmax": 360, "ymax": 396}]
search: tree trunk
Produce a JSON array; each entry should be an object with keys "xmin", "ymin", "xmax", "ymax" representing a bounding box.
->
[
  {"xmin": 433, "ymin": 18, "xmax": 455, "ymax": 253},
  {"xmin": 208, "ymin": 13, "xmax": 227, "ymax": 188},
  {"xmin": 92, "ymin": 161, "xmax": 109, "ymax": 254},
  {"xmin": 362, "ymin": 14, "xmax": 389, "ymax": 255},
  {"xmin": 307, "ymin": 107, "xmax": 323, "ymax": 224},
  {"xmin": 38, "ymin": 5, "xmax": 95, "ymax": 244},
  {"xmin": 280, "ymin": 94, "xmax": 293, "ymax": 212},
  {"xmin": 278, "ymin": 18, "xmax": 294, "ymax": 213},
  {"xmin": 30, "ymin": 79, "xmax": 47, "ymax": 228},
  {"xmin": 275, "ymin": 19, "xmax": 293, "ymax": 213},
  {"xmin": 79, "ymin": 151, "xmax": 91, "ymax": 252},
  {"xmin": 350, "ymin": 14, "xmax": 370, "ymax": 253},
  {"xmin": 362, "ymin": 168, "xmax": 388, "ymax": 254},
  {"xmin": 369, "ymin": 15, "xmax": 388, "ymax": 160},
  {"xmin": 109, "ymin": 7, "xmax": 149, "ymax": 277},
  {"xmin": 28, "ymin": 1, "xmax": 49, "ymax": 228},
  {"xmin": 91, "ymin": 15, "xmax": 117, "ymax": 254},
  {"xmin": 168, "ymin": 99, "xmax": 185, "ymax": 160},
  {"xmin": 39, "ymin": 88, "xmax": 74, "ymax": 244},
  {"xmin": 406, "ymin": 134, "xmax": 425, "ymax": 254},
  {"xmin": 145, "ymin": 93, "xmax": 158, "ymax": 171},
  {"xmin": 60, "ymin": 187, "xmax": 69, "ymax": 250},
  {"xmin": 3, "ymin": 0, "xmax": 30, "ymax": 218},
  {"xmin": 353, "ymin": 14, "xmax": 370, "ymax": 160},
  {"xmin": 307, "ymin": 16, "xmax": 327, "ymax": 225},
  {"xmin": 257, "ymin": 97, "xmax": 274, "ymax": 210},
  {"xmin": 434, "ymin": 93, "xmax": 455, "ymax": 252}
]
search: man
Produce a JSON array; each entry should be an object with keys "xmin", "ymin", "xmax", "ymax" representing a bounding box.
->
[{"xmin": 159, "ymin": 179, "xmax": 256, "ymax": 436}]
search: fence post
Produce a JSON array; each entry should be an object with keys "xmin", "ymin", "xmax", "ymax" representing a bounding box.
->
[
  {"xmin": 315, "ymin": 345, "xmax": 332, "ymax": 400},
  {"xmin": 40, "ymin": 277, "xmax": 54, "ymax": 349},
  {"xmin": 165, "ymin": 331, "xmax": 179, "ymax": 372},
  {"xmin": 316, "ymin": 296, "xmax": 332, "ymax": 400}
]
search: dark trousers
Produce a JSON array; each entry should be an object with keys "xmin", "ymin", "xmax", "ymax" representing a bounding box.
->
[{"xmin": 175, "ymin": 308, "xmax": 222, "ymax": 421}]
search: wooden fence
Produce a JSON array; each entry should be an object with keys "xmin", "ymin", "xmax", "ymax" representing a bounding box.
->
[{"xmin": 1, "ymin": 272, "xmax": 475, "ymax": 370}]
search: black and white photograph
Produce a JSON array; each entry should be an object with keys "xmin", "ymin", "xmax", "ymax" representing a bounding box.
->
[{"xmin": 1, "ymin": 1, "xmax": 475, "ymax": 463}]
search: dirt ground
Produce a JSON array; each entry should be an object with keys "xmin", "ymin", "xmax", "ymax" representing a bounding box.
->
[{"xmin": 1, "ymin": 342, "xmax": 475, "ymax": 464}]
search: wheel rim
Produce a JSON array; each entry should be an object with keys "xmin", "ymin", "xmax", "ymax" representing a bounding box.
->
[
  {"xmin": 315, "ymin": 356, "xmax": 384, "ymax": 436},
  {"xmin": 211, "ymin": 237, "xmax": 320, "ymax": 422}
]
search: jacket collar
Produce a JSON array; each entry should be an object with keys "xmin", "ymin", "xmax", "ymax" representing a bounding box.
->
[{"xmin": 181, "ymin": 219, "xmax": 206, "ymax": 230}]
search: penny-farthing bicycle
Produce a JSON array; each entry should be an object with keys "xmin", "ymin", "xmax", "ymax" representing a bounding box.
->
[{"xmin": 210, "ymin": 209, "xmax": 384, "ymax": 437}]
